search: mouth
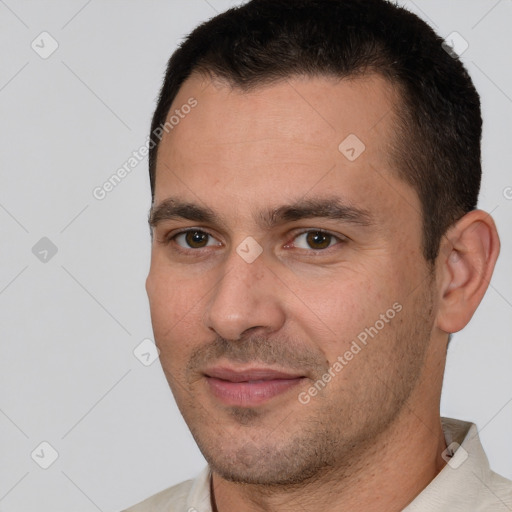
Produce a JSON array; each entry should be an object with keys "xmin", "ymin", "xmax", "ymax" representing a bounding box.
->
[{"xmin": 203, "ymin": 366, "xmax": 307, "ymax": 407}]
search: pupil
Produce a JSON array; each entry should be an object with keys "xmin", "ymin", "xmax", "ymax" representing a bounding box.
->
[
  {"xmin": 306, "ymin": 231, "xmax": 331, "ymax": 249},
  {"xmin": 186, "ymin": 231, "xmax": 208, "ymax": 248}
]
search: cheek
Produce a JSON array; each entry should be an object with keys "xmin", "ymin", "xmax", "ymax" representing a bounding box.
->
[
  {"xmin": 146, "ymin": 268, "xmax": 206, "ymax": 359},
  {"xmin": 291, "ymin": 271, "xmax": 396, "ymax": 357}
]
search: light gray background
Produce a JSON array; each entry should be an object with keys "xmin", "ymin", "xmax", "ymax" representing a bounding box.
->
[{"xmin": 0, "ymin": 1, "xmax": 511, "ymax": 511}]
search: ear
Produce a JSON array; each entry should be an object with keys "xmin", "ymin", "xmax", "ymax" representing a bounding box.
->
[{"xmin": 435, "ymin": 209, "xmax": 500, "ymax": 334}]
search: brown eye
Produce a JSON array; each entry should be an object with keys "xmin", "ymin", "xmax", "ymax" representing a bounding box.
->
[
  {"xmin": 290, "ymin": 230, "xmax": 342, "ymax": 250},
  {"xmin": 184, "ymin": 230, "xmax": 209, "ymax": 248},
  {"xmin": 173, "ymin": 230, "xmax": 220, "ymax": 249},
  {"xmin": 305, "ymin": 231, "xmax": 332, "ymax": 249}
]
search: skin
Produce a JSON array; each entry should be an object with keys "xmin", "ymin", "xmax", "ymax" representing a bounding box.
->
[{"xmin": 146, "ymin": 73, "xmax": 500, "ymax": 512}]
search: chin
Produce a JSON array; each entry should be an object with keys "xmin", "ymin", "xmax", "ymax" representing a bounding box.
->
[{"xmin": 197, "ymin": 429, "xmax": 336, "ymax": 487}]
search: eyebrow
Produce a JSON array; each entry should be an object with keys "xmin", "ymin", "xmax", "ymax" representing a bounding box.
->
[
  {"xmin": 148, "ymin": 197, "xmax": 372, "ymax": 229},
  {"xmin": 149, "ymin": 199, "xmax": 217, "ymax": 227},
  {"xmin": 262, "ymin": 198, "xmax": 372, "ymax": 227}
]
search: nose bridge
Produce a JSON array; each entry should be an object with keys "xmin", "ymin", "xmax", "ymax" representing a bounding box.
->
[
  {"xmin": 204, "ymin": 247, "xmax": 285, "ymax": 340},
  {"xmin": 218, "ymin": 252, "xmax": 265, "ymax": 301}
]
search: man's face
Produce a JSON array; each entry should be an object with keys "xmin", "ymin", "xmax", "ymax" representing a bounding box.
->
[{"xmin": 146, "ymin": 74, "xmax": 439, "ymax": 485}]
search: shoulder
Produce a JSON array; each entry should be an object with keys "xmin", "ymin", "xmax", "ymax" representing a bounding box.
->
[
  {"xmin": 479, "ymin": 469, "xmax": 512, "ymax": 511},
  {"xmin": 405, "ymin": 418, "xmax": 512, "ymax": 511},
  {"xmin": 122, "ymin": 478, "xmax": 195, "ymax": 512}
]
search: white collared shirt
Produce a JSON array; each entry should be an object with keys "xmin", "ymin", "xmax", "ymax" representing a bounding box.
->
[{"xmin": 124, "ymin": 418, "xmax": 512, "ymax": 511}]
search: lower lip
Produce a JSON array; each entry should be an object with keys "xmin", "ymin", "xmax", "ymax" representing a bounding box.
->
[{"xmin": 206, "ymin": 377, "xmax": 305, "ymax": 406}]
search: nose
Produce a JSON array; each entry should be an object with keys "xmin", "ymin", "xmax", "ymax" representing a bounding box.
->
[{"xmin": 203, "ymin": 248, "xmax": 286, "ymax": 341}]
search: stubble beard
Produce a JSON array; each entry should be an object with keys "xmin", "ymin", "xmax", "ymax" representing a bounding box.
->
[{"xmin": 170, "ymin": 283, "xmax": 435, "ymax": 489}]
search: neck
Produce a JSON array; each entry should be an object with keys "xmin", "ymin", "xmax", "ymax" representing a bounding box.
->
[{"xmin": 211, "ymin": 409, "xmax": 447, "ymax": 512}]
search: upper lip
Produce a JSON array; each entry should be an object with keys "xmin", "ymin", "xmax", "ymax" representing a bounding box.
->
[{"xmin": 204, "ymin": 366, "xmax": 305, "ymax": 382}]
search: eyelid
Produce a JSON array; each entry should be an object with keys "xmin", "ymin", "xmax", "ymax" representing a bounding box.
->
[
  {"xmin": 161, "ymin": 227, "xmax": 222, "ymax": 247},
  {"xmin": 284, "ymin": 229, "xmax": 348, "ymax": 249}
]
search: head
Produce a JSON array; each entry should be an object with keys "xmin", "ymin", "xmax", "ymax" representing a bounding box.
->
[{"xmin": 145, "ymin": 0, "xmax": 499, "ymax": 487}]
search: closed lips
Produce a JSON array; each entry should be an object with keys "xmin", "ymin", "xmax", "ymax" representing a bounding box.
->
[{"xmin": 204, "ymin": 368, "xmax": 305, "ymax": 382}]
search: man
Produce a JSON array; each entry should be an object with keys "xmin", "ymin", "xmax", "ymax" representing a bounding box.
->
[{"xmin": 126, "ymin": 0, "xmax": 512, "ymax": 510}]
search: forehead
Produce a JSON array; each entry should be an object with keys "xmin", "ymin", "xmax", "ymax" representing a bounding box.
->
[
  {"xmin": 153, "ymin": 73, "xmax": 416, "ymax": 226},
  {"xmin": 158, "ymin": 72, "xmax": 397, "ymax": 157}
]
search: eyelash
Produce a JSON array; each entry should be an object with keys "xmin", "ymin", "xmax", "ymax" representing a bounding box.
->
[
  {"xmin": 287, "ymin": 230, "xmax": 345, "ymax": 251},
  {"xmin": 162, "ymin": 228, "xmax": 347, "ymax": 254}
]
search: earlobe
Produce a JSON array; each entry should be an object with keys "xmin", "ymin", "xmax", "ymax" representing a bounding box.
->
[{"xmin": 435, "ymin": 210, "xmax": 500, "ymax": 334}]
